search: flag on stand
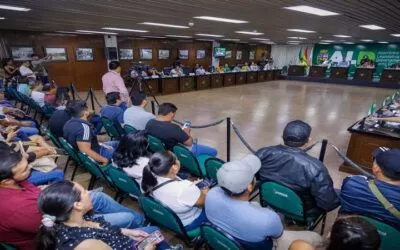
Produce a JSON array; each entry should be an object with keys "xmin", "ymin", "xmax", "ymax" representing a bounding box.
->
[{"xmin": 368, "ymin": 103, "xmax": 376, "ymax": 115}]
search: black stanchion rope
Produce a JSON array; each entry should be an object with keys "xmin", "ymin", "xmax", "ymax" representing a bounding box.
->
[
  {"xmin": 91, "ymin": 89, "xmax": 104, "ymax": 108},
  {"xmin": 70, "ymin": 83, "xmax": 90, "ymax": 101},
  {"xmin": 230, "ymin": 121, "xmax": 256, "ymax": 154},
  {"xmin": 173, "ymin": 118, "xmax": 226, "ymax": 129}
]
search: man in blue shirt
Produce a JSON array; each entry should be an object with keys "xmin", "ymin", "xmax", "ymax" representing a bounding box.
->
[
  {"xmin": 100, "ymin": 92, "xmax": 124, "ymax": 135},
  {"xmin": 340, "ymin": 147, "xmax": 400, "ymax": 229}
]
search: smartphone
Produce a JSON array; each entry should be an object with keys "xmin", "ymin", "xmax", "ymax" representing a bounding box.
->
[
  {"xmin": 182, "ymin": 121, "xmax": 191, "ymax": 129},
  {"xmin": 195, "ymin": 178, "xmax": 212, "ymax": 189},
  {"xmin": 136, "ymin": 230, "xmax": 164, "ymax": 250}
]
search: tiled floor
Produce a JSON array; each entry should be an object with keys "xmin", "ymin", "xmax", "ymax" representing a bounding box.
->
[{"xmin": 62, "ymin": 80, "xmax": 391, "ymax": 248}]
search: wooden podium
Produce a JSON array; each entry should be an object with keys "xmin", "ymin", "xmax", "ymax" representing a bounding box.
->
[
  {"xmin": 288, "ymin": 65, "xmax": 306, "ymax": 76},
  {"xmin": 308, "ymin": 66, "xmax": 327, "ymax": 77},
  {"xmin": 179, "ymin": 76, "xmax": 195, "ymax": 92},
  {"xmin": 380, "ymin": 69, "xmax": 400, "ymax": 83},
  {"xmin": 330, "ymin": 67, "xmax": 349, "ymax": 79},
  {"xmin": 354, "ymin": 67, "xmax": 374, "ymax": 81}
]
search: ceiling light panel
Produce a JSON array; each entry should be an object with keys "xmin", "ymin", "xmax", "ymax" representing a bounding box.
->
[
  {"xmin": 195, "ymin": 33, "xmax": 224, "ymax": 37},
  {"xmin": 0, "ymin": 4, "xmax": 31, "ymax": 11},
  {"xmin": 235, "ymin": 31, "xmax": 264, "ymax": 35},
  {"xmin": 76, "ymin": 30, "xmax": 117, "ymax": 35},
  {"xmin": 141, "ymin": 22, "xmax": 189, "ymax": 28},
  {"xmin": 284, "ymin": 5, "xmax": 339, "ymax": 16},
  {"xmin": 359, "ymin": 24, "xmax": 385, "ymax": 30},
  {"xmin": 287, "ymin": 28, "xmax": 316, "ymax": 33},
  {"xmin": 102, "ymin": 27, "xmax": 148, "ymax": 32},
  {"xmin": 193, "ymin": 16, "xmax": 248, "ymax": 23}
]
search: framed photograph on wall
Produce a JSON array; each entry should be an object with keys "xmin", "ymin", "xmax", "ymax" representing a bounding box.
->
[
  {"xmin": 236, "ymin": 50, "xmax": 242, "ymax": 60},
  {"xmin": 119, "ymin": 48, "xmax": 133, "ymax": 60},
  {"xmin": 75, "ymin": 48, "xmax": 94, "ymax": 61},
  {"xmin": 196, "ymin": 49, "xmax": 206, "ymax": 59},
  {"xmin": 225, "ymin": 50, "xmax": 232, "ymax": 59},
  {"xmin": 10, "ymin": 46, "xmax": 34, "ymax": 61},
  {"xmin": 158, "ymin": 49, "xmax": 170, "ymax": 60},
  {"xmin": 179, "ymin": 49, "xmax": 189, "ymax": 60},
  {"xmin": 249, "ymin": 51, "xmax": 255, "ymax": 60},
  {"xmin": 140, "ymin": 48, "xmax": 153, "ymax": 60},
  {"xmin": 45, "ymin": 47, "xmax": 67, "ymax": 61}
]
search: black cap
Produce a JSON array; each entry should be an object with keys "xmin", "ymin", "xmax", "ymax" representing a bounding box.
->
[
  {"xmin": 282, "ymin": 120, "xmax": 311, "ymax": 147},
  {"xmin": 372, "ymin": 147, "xmax": 400, "ymax": 176}
]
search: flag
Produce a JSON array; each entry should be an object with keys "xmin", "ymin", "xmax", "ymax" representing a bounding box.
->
[
  {"xmin": 368, "ymin": 103, "xmax": 376, "ymax": 115},
  {"xmin": 298, "ymin": 48, "xmax": 302, "ymax": 61},
  {"xmin": 382, "ymin": 96, "xmax": 391, "ymax": 107}
]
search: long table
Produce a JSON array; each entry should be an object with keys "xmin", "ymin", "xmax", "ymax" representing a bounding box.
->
[{"xmin": 142, "ymin": 70, "xmax": 281, "ymax": 95}]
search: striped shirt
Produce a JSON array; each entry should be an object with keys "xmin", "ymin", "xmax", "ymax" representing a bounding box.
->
[{"xmin": 63, "ymin": 117, "xmax": 100, "ymax": 153}]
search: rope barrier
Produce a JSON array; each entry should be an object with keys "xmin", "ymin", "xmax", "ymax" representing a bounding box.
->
[
  {"xmin": 303, "ymin": 141, "xmax": 321, "ymax": 152},
  {"xmin": 70, "ymin": 83, "xmax": 90, "ymax": 101},
  {"xmin": 91, "ymin": 89, "xmax": 104, "ymax": 108},
  {"xmin": 173, "ymin": 118, "xmax": 226, "ymax": 129},
  {"xmin": 230, "ymin": 121, "xmax": 256, "ymax": 154}
]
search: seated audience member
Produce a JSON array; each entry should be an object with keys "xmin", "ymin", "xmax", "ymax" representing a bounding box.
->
[
  {"xmin": 100, "ymin": 92, "xmax": 124, "ymax": 134},
  {"xmin": 3, "ymin": 58, "xmax": 19, "ymax": 80},
  {"xmin": 30, "ymin": 81, "xmax": 46, "ymax": 107},
  {"xmin": 327, "ymin": 216, "xmax": 380, "ymax": 250},
  {"xmin": 54, "ymin": 86, "xmax": 71, "ymax": 109},
  {"xmin": 205, "ymin": 154, "xmax": 322, "ymax": 250},
  {"xmin": 37, "ymin": 180, "xmax": 170, "ymax": 250},
  {"xmin": 195, "ymin": 65, "xmax": 206, "ymax": 75},
  {"xmin": 256, "ymin": 120, "xmax": 340, "ymax": 213},
  {"xmin": 145, "ymin": 103, "xmax": 217, "ymax": 157},
  {"xmin": 250, "ymin": 61, "xmax": 259, "ymax": 71},
  {"xmin": 0, "ymin": 117, "xmax": 39, "ymax": 140},
  {"xmin": 241, "ymin": 62, "xmax": 250, "ymax": 72},
  {"xmin": 112, "ymin": 132, "xmax": 150, "ymax": 187},
  {"xmin": 63, "ymin": 101, "xmax": 118, "ymax": 164},
  {"xmin": 19, "ymin": 60, "xmax": 37, "ymax": 82},
  {"xmin": 123, "ymin": 92, "xmax": 155, "ymax": 131},
  {"xmin": 142, "ymin": 152, "xmax": 208, "ymax": 230},
  {"xmin": 232, "ymin": 64, "xmax": 241, "ymax": 72},
  {"xmin": 223, "ymin": 63, "xmax": 231, "ymax": 72},
  {"xmin": 170, "ymin": 65, "xmax": 184, "ymax": 77},
  {"xmin": 340, "ymin": 147, "xmax": 400, "ymax": 228},
  {"xmin": 42, "ymin": 83, "xmax": 57, "ymax": 105},
  {"xmin": 0, "ymin": 146, "xmax": 147, "ymax": 250}
]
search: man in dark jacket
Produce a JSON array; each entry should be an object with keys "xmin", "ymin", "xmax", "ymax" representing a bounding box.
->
[{"xmin": 256, "ymin": 120, "xmax": 340, "ymax": 213}]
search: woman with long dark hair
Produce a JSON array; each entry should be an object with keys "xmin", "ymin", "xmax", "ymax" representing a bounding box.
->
[
  {"xmin": 141, "ymin": 152, "xmax": 208, "ymax": 230},
  {"xmin": 36, "ymin": 180, "xmax": 170, "ymax": 250}
]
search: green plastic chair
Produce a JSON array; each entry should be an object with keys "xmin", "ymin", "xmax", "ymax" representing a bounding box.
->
[
  {"xmin": 101, "ymin": 116, "xmax": 122, "ymax": 140},
  {"xmin": 124, "ymin": 124, "xmax": 138, "ymax": 134},
  {"xmin": 58, "ymin": 137, "xmax": 81, "ymax": 180},
  {"xmin": 0, "ymin": 242, "xmax": 16, "ymax": 250},
  {"xmin": 201, "ymin": 222, "xmax": 244, "ymax": 250},
  {"xmin": 46, "ymin": 129, "xmax": 61, "ymax": 148},
  {"xmin": 259, "ymin": 182, "xmax": 327, "ymax": 234},
  {"xmin": 77, "ymin": 152, "xmax": 112, "ymax": 190},
  {"xmin": 138, "ymin": 196, "xmax": 201, "ymax": 246},
  {"xmin": 204, "ymin": 157, "xmax": 225, "ymax": 182},
  {"xmin": 107, "ymin": 166, "xmax": 142, "ymax": 202},
  {"xmin": 362, "ymin": 216, "xmax": 400, "ymax": 250},
  {"xmin": 173, "ymin": 144, "xmax": 211, "ymax": 177},
  {"xmin": 147, "ymin": 135, "xmax": 167, "ymax": 153}
]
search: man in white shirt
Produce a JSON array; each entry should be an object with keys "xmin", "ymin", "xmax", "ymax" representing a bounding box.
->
[
  {"xmin": 123, "ymin": 92, "xmax": 155, "ymax": 130},
  {"xmin": 30, "ymin": 83, "xmax": 45, "ymax": 107},
  {"xmin": 19, "ymin": 61, "xmax": 36, "ymax": 82},
  {"xmin": 170, "ymin": 66, "xmax": 184, "ymax": 77},
  {"xmin": 195, "ymin": 65, "xmax": 206, "ymax": 75}
]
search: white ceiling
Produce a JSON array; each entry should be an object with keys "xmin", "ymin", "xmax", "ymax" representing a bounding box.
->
[{"xmin": 0, "ymin": 0, "xmax": 399, "ymax": 44}]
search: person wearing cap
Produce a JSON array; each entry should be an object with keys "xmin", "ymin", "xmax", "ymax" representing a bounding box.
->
[
  {"xmin": 256, "ymin": 120, "xmax": 340, "ymax": 213},
  {"xmin": 339, "ymin": 147, "xmax": 400, "ymax": 229},
  {"xmin": 205, "ymin": 154, "xmax": 322, "ymax": 250}
]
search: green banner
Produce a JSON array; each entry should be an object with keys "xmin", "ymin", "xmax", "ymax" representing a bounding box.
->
[{"xmin": 312, "ymin": 43, "xmax": 400, "ymax": 78}]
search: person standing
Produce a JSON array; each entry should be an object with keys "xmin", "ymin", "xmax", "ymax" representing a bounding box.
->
[
  {"xmin": 102, "ymin": 61, "xmax": 130, "ymax": 109},
  {"xmin": 31, "ymin": 54, "xmax": 51, "ymax": 84}
]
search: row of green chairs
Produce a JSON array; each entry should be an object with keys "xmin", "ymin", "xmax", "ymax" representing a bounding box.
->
[{"xmin": 101, "ymin": 116, "xmax": 138, "ymax": 140}]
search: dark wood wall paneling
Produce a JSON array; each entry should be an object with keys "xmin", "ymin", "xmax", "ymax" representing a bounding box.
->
[{"xmin": 218, "ymin": 43, "xmax": 271, "ymax": 66}]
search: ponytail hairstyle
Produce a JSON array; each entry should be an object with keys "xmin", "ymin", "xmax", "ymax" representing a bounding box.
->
[
  {"xmin": 141, "ymin": 151, "xmax": 177, "ymax": 194},
  {"xmin": 36, "ymin": 180, "xmax": 82, "ymax": 250},
  {"xmin": 112, "ymin": 131, "xmax": 150, "ymax": 169}
]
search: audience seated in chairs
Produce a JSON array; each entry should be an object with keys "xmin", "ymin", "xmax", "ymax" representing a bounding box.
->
[
  {"xmin": 256, "ymin": 120, "xmax": 340, "ymax": 213},
  {"xmin": 63, "ymin": 100, "xmax": 118, "ymax": 164},
  {"xmin": 142, "ymin": 152, "xmax": 208, "ymax": 231},
  {"xmin": 0, "ymin": 109, "xmax": 39, "ymax": 140},
  {"xmin": 100, "ymin": 91, "xmax": 125, "ymax": 134},
  {"xmin": 112, "ymin": 132, "xmax": 150, "ymax": 188},
  {"xmin": 123, "ymin": 92, "xmax": 155, "ymax": 131},
  {"xmin": 0, "ymin": 145, "xmax": 147, "ymax": 250},
  {"xmin": 145, "ymin": 102, "xmax": 217, "ymax": 157},
  {"xmin": 205, "ymin": 154, "xmax": 322, "ymax": 250},
  {"xmin": 326, "ymin": 216, "xmax": 380, "ymax": 250},
  {"xmin": 340, "ymin": 147, "xmax": 400, "ymax": 229}
]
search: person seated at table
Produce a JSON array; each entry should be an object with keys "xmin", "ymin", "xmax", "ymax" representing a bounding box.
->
[
  {"xmin": 339, "ymin": 147, "xmax": 400, "ymax": 229},
  {"xmin": 241, "ymin": 62, "xmax": 250, "ymax": 72},
  {"xmin": 194, "ymin": 63, "xmax": 200, "ymax": 72},
  {"xmin": 145, "ymin": 102, "xmax": 217, "ymax": 157},
  {"xmin": 264, "ymin": 63, "xmax": 272, "ymax": 70},
  {"xmin": 360, "ymin": 55, "xmax": 369, "ymax": 66},
  {"xmin": 232, "ymin": 64, "xmax": 241, "ymax": 72},
  {"xmin": 195, "ymin": 65, "xmax": 206, "ymax": 75},
  {"xmin": 100, "ymin": 92, "xmax": 124, "ymax": 134},
  {"xmin": 36, "ymin": 180, "xmax": 171, "ymax": 250},
  {"xmin": 337, "ymin": 58, "xmax": 349, "ymax": 67},
  {"xmin": 63, "ymin": 100, "xmax": 118, "ymax": 164},
  {"xmin": 30, "ymin": 81, "xmax": 46, "ymax": 107},
  {"xmin": 124, "ymin": 92, "xmax": 155, "ymax": 131},
  {"xmin": 326, "ymin": 216, "xmax": 380, "ymax": 250},
  {"xmin": 250, "ymin": 61, "xmax": 259, "ymax": 71},
  {"xmin": 223, "ymin": 63, "xmax": 231, "ymax": 72},
  {"xmin": 256, "ymin": 120, "xmax": 340, "ymax": 213},
  {"xmin": 215, "ymin": 65, "xmax": 224, "ymax": 73},
  {"xmin": 142, "ymin": 151, "xmax": 208, "ymax": 230},
  {"xmin": 148, "ymin": 67, "xmax": 162, "ymax": 77},
  {"xmin": 170, "ymin": 65, "xmax": 184, "ymax": 77}
]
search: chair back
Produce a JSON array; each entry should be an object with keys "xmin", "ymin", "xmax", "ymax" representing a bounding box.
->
[
  {"xmin": 260, "ymin": 182, "xmax": 304, "ymax": 222},
  {"xmin": 201, "ymin": 223, "xmax": 243, "ymax": 250},
  {"xmin": 101, "ymin": 116, "xmax": 122, "ymax": 140},
  {"xmin": 107, "ymin": 166, "xmax": 142, "ymax": 198},
  {"xmin": 147, "ymin": 135, "xmax": 166, "ymax": 153},
  {"xmin": 0, "ymin": 242, "xmax": 16, "ymax": 250},
  {"xmin": 204, "ymin": 157, "xmax": 225, "ymax": 182},
  {"xmin": 173, "ymin": 144, "xmax": 204, "ymax": 177},
  {"xmin": 58, "ymin": 137, "xmax": 82, "ymax": 164},
  {"xmin": 124, "ymin": 124, "xmax": 138, "ymax": 134},
  {"xmin": 362, "ymin": 216, "xmax": 400, "ymax": 250},
  {"xmin": 77, "ymin": 152, "xmax": 111, "ymax": 183},
  {"xmin": 46, "ymin": 130, "xmax": 61, "ymax": 148}
]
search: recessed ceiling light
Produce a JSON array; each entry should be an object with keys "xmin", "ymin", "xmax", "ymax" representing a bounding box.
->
[
  {"xmin": 391, "ymin": 34, "xmax": 400, "ymax": 37},
  {"xmin": 0, "ymin": 17, "xmax": 5, "ymax": 20},
  {"xmin": 378, "ymin": 41, "xmax": 388, "ymax": 44},
  {"xmin": 321, "ymin": 40, "xmax": 334, "ymax": 42},
  {"xmin": 235, "ymin": 31, "xmax": 264, "ymax": 35},
  {"xmin": 333, "ymin": 35, "xmax": 351, "ymax": 38},
  {"xmin": 193, "ymin": 16, "xmax": 248, "ymax": 24},
  {"xmin": 287, "ymin": 36, "xmax": 307, "ymax": 40},
  {"xmin": 165, "ymin": 35, "xmax": 192, "ymax": 38},
  {"xmin": 284, "ymin": 5, "xmax": 339, "ymax": 16},
  {"xmin": 0, "ymin": 4, "xmax": 31, "ymax": 11},
  {"xmin": 343, "ymin": 42, "xmax": 355, "ymax": 44},
  {"xmin": 222, "ymin": 38, "xmax": 240, "ymax": 41},
  {"xmin": 57, "ymin": 31, "xmax": 95, "ymax": 35},
  {"xmin": 141, "ymin": 36, "xmax": 166, "ymax": 39},
  {"xmin": 102, "ymin": 27, "xmax": 148, "ymax": 33},
  {"xmin": 359, "ymin": 24, "xmax": 385, "ymax": 30},
  {"xmin": 287, "ymin": 28, "xmax": 316, "ymax": 33},
  {"xmin": 195, "ymin": 33, "xmax": 224, "ymax": 37},
  {"xmin": 360, "ymin": 39, "xmax": 373, "ymax": 42},
  {"xmin": 251, "ymin": 38, "xmax": 270, "ymax": 41},
  {"xmin": 76, "ymin": 30, "xmax": 117, "ymax": 35},
  {"xmin": 140, "ymin": 22, "xmax": 189, "ymax": 29},
  {"xmin": 287, "ymin": 41, "xmax": 301, "ymax": 43}
]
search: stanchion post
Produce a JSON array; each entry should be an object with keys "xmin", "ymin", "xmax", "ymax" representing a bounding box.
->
[
  {"xmin": 151, "ymin": 100, "xmax": 156, "ymax": 115},
  {"xmin": 89, "ymin": 88, "xmax": 95, "ymax": 112},
  {"xmin": 227, "ymin": 117, "xmax": 231, "ymax": 162},
  {"xmin": 319, "ymin": 139, "xmax": 328, "ymax": 162},
  {"xmin": 70, "ymin": 83, "xmax": 76, "ymax": 100}
]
